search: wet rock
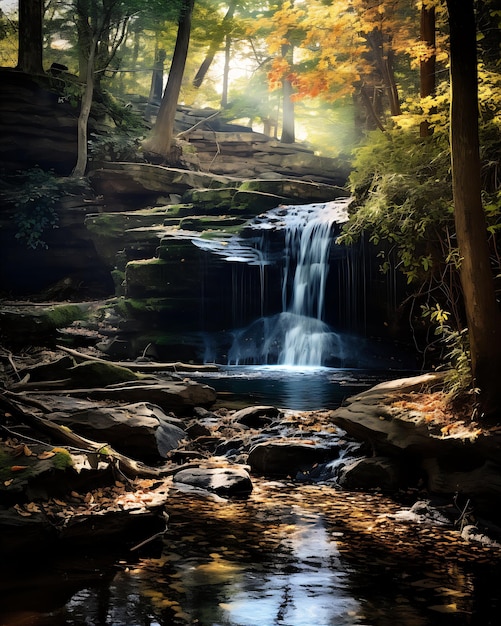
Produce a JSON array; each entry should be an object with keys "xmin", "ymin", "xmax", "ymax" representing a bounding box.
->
[
  {"xmin": 50, "ymin": 401, "xmax": 186, "ymax": 463},
  {"xmin": 173, "ymin": 465, "xmax": 253, "ymax": 497},
  {"xmin": 231, "ymin": 405, "xmax": 281, "ymax": 428},
  {"xmin": 186, "ymin": 421, "xmax": 212, "ymax": 439},
  {"xmin": 247, "ymin": 439, "xmax": 339, "ymax": 477},
  {"xmin": 338, "ymin": 456, "xmax": 403, "ymax": 492}
]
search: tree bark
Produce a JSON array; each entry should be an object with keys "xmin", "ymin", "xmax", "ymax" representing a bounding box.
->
[
  {"xmin": 143, "ymin": 0, "xmax": 195, "ymax": 162},
  {"xmin": 17, "ymin": 0, "xmax": 44, "ymax": 74},
  {"xmin": 221, "ymin": 34, "xmax": 231, "ymax": 108},
  {"xmin": 447, "ymin": 0, "xmax": 501, "ymax": 418},
  {"xmin": 280, "ymin": 43, "xmax": 295, "ymax": 144},
  {"xmin": 192, "ymin": 0, "xmax": 237, "ymax": 89},
  {"xmin": 420, "ymin": 3, "xmax": 436, "ymax": 137},
  {"xmin": 72, "ymin": 34, "xmax": 98, "ymax": 177}
]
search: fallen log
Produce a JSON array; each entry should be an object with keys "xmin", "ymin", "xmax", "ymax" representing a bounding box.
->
[{"xmin": 56, "ymin": 345, "xmax": 219, "ymax": 372}]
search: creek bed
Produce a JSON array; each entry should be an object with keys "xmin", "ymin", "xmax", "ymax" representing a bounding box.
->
[{"xmin": 2, "ymin": 480, "xmax": 501, "ymax": 626}]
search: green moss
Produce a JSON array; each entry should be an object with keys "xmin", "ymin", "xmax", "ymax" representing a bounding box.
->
[
  {"xmin": 164, "ymin": 204, "xmax": 194, "ymax": 217},
  {"xmin": 51, "ymin": 447, "xmax": 74, "ymax": 470},
  {"xmin": 69, "ymin": 360, "xmax": 144, "ymax": 386},
  {"xmin": 45, "ymin": 304, "xmax": 84, "ymax": 328}
]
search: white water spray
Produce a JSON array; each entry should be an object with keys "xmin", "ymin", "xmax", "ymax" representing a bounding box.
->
[
  {"xmin": 278, "ymin": 202, "xmax": 348, "ymax": 365},
  {"xmin": 223, "ymin": 198, "xmax": 351, "ymax": 366}
]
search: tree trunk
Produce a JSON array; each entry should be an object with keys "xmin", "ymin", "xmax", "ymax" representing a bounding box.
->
[
  {"xmin": 192, "ymin": 0, "xmax": 237, "ymax": 89},
  {"xmin": 280, "ymin": 43, "xmax": 295, "ymax": 143},
  {"xmin": 447, "ymin": 0, "xmax": 501, "ymax": 418},
  {"xmin": 72, "ymin": 34, "xmax": 98, "ymax": 178},
  {"xmin": 221, "ymin": 35, "xmax": 231, "ymax": 108},
  {"xmin": 17, "ymin": 0, "xmax": 44, "ymax": 74},
  {"xmin": 420, "ymin": 3, "xmax": 436, "ymax": 137},
  {"xmin": 143, "ymin": 0, "xmax": 195, "ymax": 162},
  {"xmin": 76, "ymin": 0, "xmax": 92, "ymax": 82}
]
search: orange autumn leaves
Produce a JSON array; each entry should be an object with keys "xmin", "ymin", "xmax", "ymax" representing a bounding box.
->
[{"xmin": 252, "ymin": 0, "xmax": 443, "ymax": 103}]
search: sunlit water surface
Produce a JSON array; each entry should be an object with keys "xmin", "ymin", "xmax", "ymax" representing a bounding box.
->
[
  {"xmin": 3, "ymin": 482, "xmax": 501, "ymax": 626},
  {"xmin": 2, "ymin": 368, "xmax": 501, "ymax": 626},
  {"xmin": 189, "ymin": 365, "xmax": 417, "ymax": 410}
]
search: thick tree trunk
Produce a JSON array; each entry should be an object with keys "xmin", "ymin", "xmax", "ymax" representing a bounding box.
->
[
  {"xmin": 420, "ymin": 3, "xmax": 436, "ymax": 137},
  {"xmin": 17, "ymin": 0, "xmax": 44, "ymax": 74},
  {"xmin": 143, "ymin": 0, "xmax": 195, "ymax": 162},
  {"xmin": 366, "ymin": 29, "xmax": 401, "ymax": 117},
  {"xmin": 447, "ymin": 0, "xmax": 501, "ymax": 418}
]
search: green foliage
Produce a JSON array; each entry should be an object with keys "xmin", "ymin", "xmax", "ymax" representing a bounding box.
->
[
  {"xmin": 422, "ymin": 304, "xmax": 472, "ymax": 395},
  {"xmin": 88, "ymin": 131, "xmax": 144, "ymax": 164},
  {"xmin": 339, "ymin": 129, "xmax": 453, "ymax": 285},
  {"xmin": 3, "ymin": 168, "xmax": 67, "ymax": 249}
]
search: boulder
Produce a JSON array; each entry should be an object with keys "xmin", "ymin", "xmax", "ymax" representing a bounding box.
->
[
  {"xmin": 173, "ymin": 465, "xmax": 253, "ymax": 497},
  {"xmin": 247, "ymin": 439, "xmax": 339, "ymax": 477},
  {"xmin": 231, "ymin": 405, "xmax": 281, "ymax": 428},
  {"xmin": 50, "ymin": 401, "xmax": 186, "ymax": 463},
  {"xmin": 338, "ymin": 456, "xmax": 403, "ymax": 492},
  {"xmin": 331, "ymin": 373, "xmax": 501, "ymax": 521}
]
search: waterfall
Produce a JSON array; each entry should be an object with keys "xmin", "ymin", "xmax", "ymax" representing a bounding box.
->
[
  {"xmin": 225, "ymin": 198, "xmax": 352, "ymax": 367},
  {"xmin": 278, "ymin": 203, "xmax": 342, "ymax": 365}
]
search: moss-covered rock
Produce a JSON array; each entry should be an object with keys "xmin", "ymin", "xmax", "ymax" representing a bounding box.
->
[
  {"xmin": 239, "ymin": 178, "xmax": 349, "ymax": 202},
  {"xmin": 0, "ymin": 303, "xmax": 89, "ymax": 344},
  {"xmin": 182, "ymin": 187, "xmax": 238, "ymax": 213},
  {"xmin": 67, "ymin": 360, "xmax": 144, "ymax": 387}
]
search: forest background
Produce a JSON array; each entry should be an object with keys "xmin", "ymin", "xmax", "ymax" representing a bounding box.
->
[{"xmin": 1, "ymin": 0, "xmax": 501, "ymax": 421}]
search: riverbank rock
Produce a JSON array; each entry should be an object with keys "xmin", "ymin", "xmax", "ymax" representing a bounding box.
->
[
  {"xmin": 173, "ymin": 465, "xmax": 253, "ymax": 497},
  {"xmin": 0, "ymin": 441, "xmax": 113, "ymax": 504},
  {"xmin": 50, "ymin": 401, "xmax": 186, "ymax": 463},
  {"xmin": 231, "ymin": 405, "xmax": 281, "ymax": 428},
  {"xmin": 338, "ymin": 456, "xmax": 403, "ymax": 492},
  {"xmin": 331, "ymin": 373, "xmax": 501, "ymax": 521},
  {"xmin": 247, "ymin": 438, "xmax": 340, "ymax": 477}
]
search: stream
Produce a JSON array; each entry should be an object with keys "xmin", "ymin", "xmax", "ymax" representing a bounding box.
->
[
  {"xmin": 2, "ymin": 480, "xmax": 501, "ymax": 626},
  {"xmin": 2, "ymin": 367, "xmax": 501, "ymax": 626}
]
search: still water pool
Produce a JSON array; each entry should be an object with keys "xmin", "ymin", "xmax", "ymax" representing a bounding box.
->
[{"xmin": 188, "ymin": 366, "xmax": 417, "ymax": 411}]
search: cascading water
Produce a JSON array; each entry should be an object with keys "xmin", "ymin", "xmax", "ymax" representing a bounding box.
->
[
  {"xmin": 225, "ymin": 198, "xmax": 352, "ymax": 367},
  {"xmin": 278, "ymin": 203, "xmax": 343, "ymax": 365}
]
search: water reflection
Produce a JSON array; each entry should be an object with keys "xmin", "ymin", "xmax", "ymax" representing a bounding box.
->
[
  {"xmin": 3, "ymin": 469, "xmax": 501, "ymax": 625},
  {"xmin": 190, "ymin": 366, "xmax": 412, "ymax": 410},
  {"xmin": 219, "ymin": 507, "xmax": 362, "ymax": 626}
]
